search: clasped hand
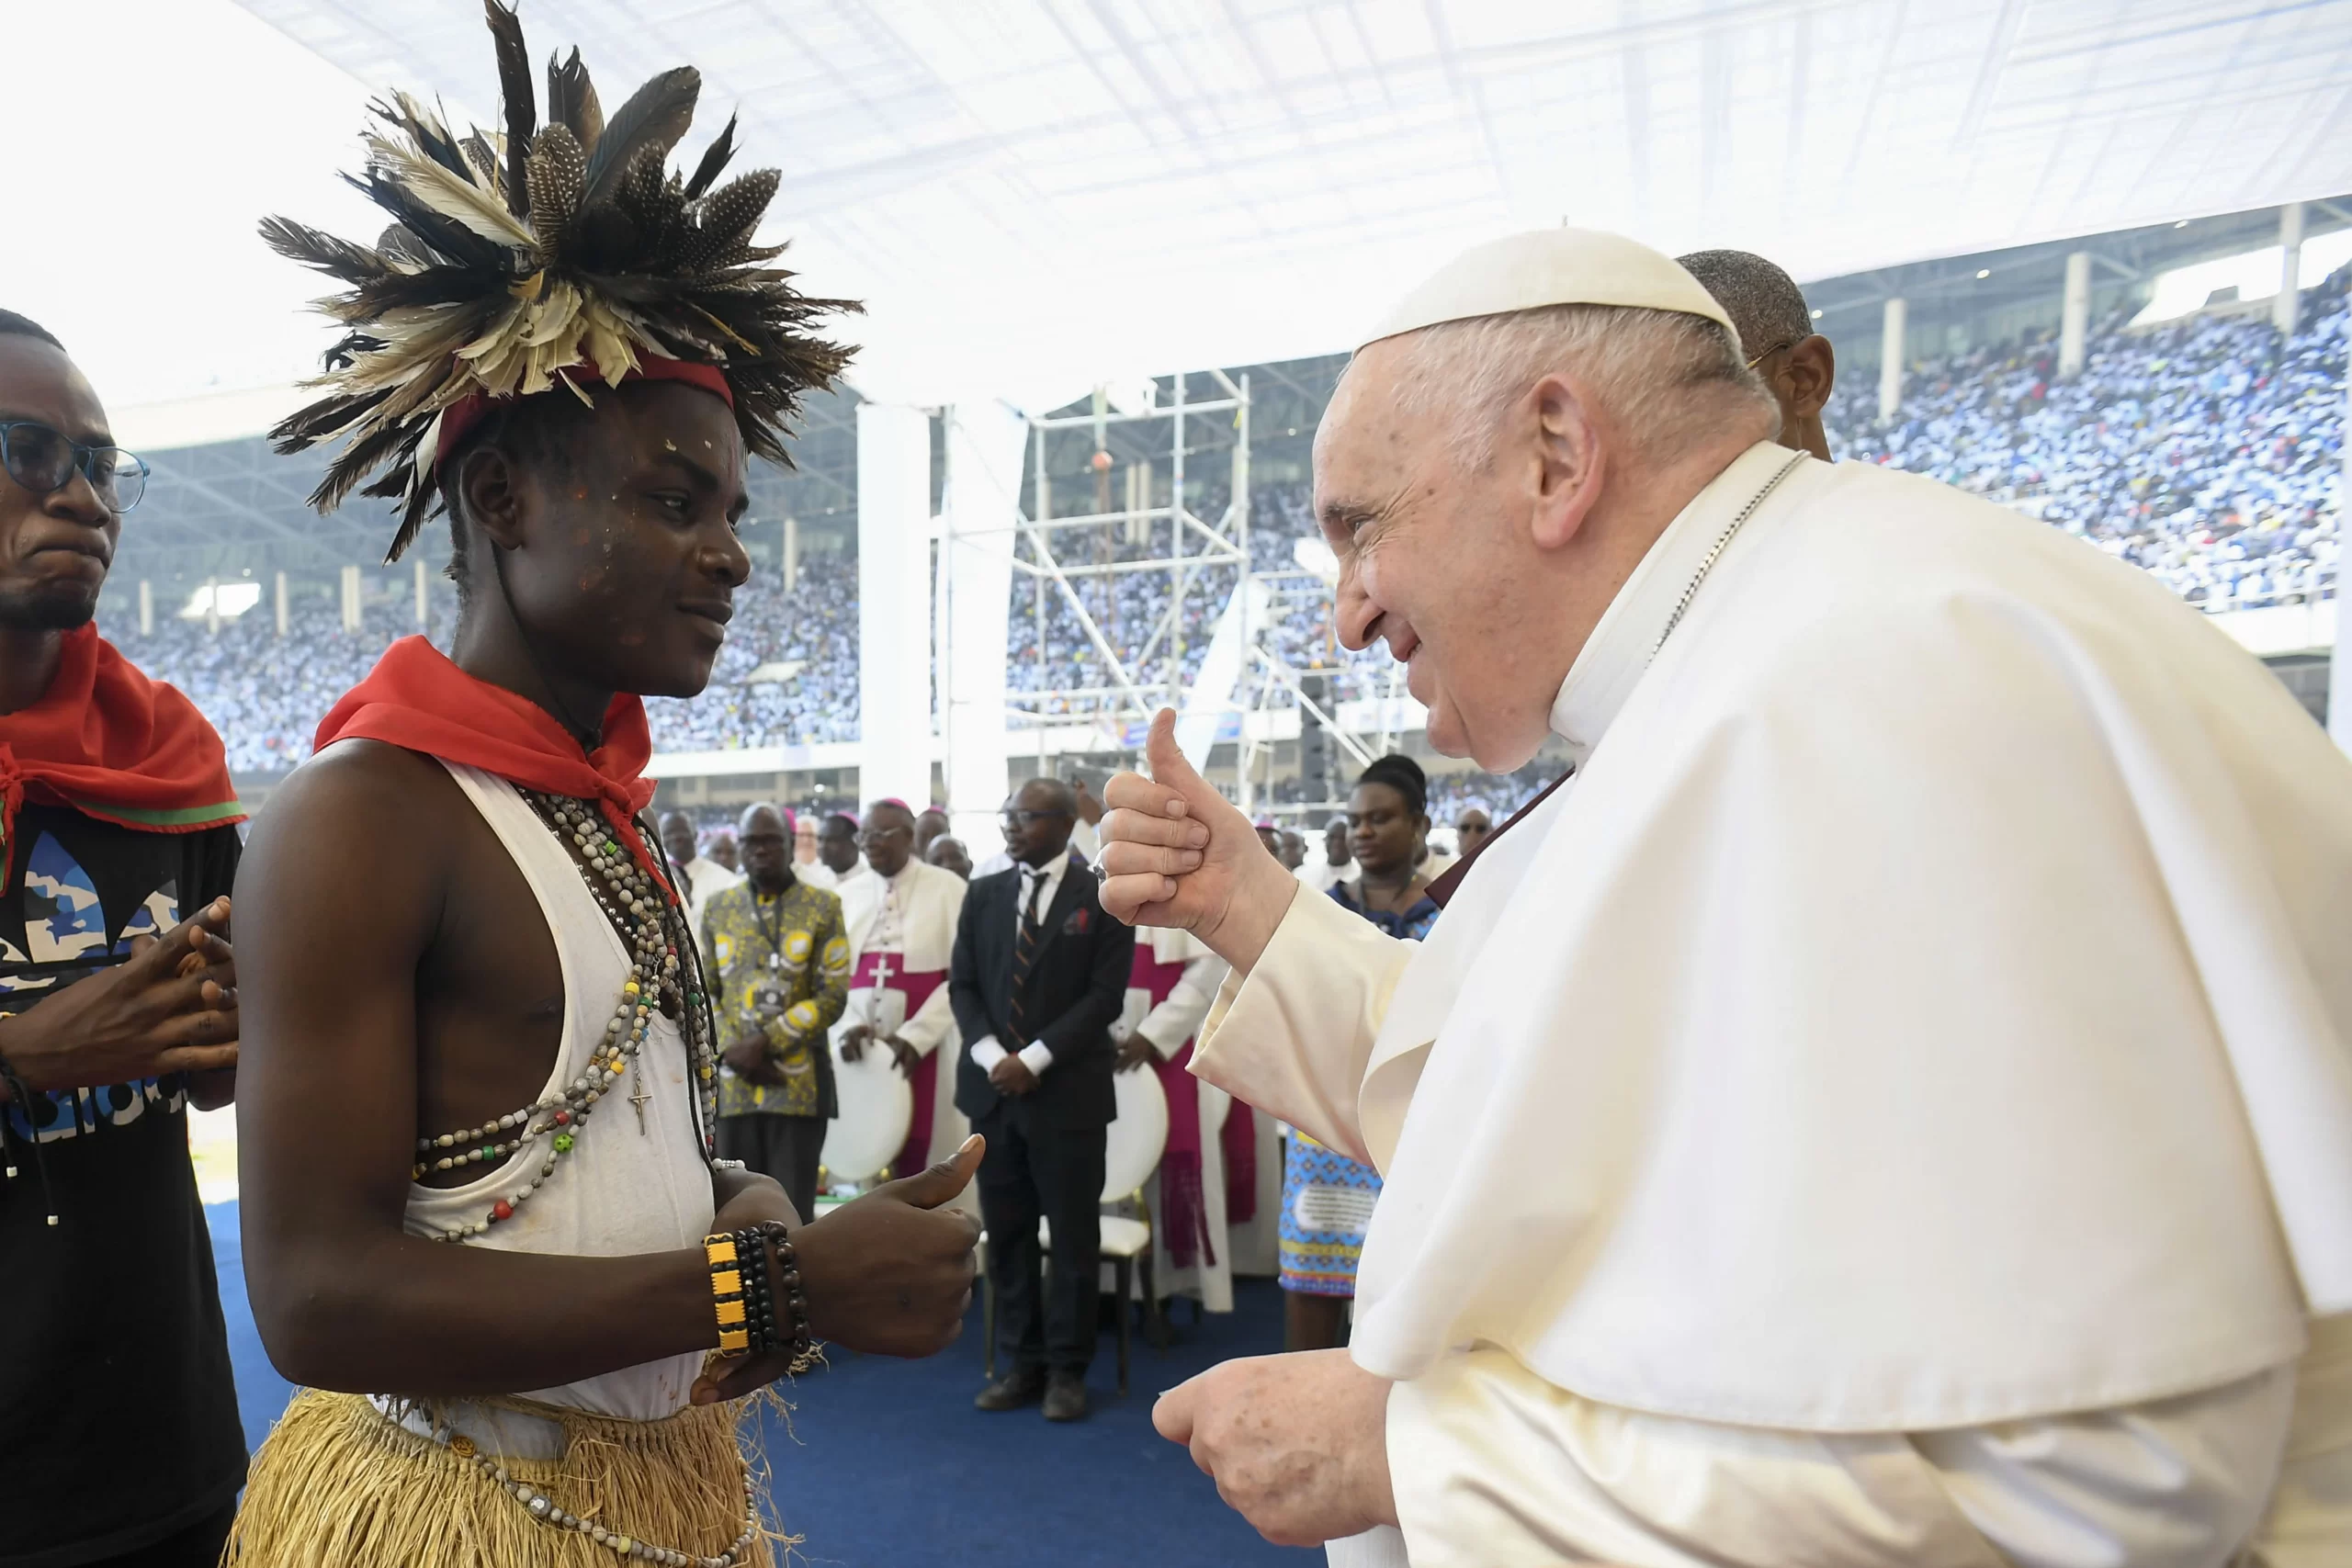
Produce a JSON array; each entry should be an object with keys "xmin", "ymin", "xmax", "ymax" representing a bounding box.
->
[
  {"xmin": 838, "ymin": 1021, "xmax": 919, "ymax": 1077},
  {"xmin": 0, "ymin": 897, "xmax": 239, "ymax": 1100}
]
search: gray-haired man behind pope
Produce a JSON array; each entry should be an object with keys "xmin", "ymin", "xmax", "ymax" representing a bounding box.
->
[{"xmin": 1097, "ymin": 230, "xmax": 2352, "ymax": 1566}]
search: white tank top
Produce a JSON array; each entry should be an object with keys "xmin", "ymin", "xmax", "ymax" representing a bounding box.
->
[{"xmin": 390, "ymin": 760, "xmax": 714, "ymax": 1432}]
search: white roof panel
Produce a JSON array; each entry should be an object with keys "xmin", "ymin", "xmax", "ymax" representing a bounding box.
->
[{"xmin": 5, "ymin": 0, "xmax": 2346, "ymax": 419}]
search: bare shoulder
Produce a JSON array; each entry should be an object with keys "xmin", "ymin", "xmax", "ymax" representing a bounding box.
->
[{"xmin": 238, "ymin": 739, "xmax": 466, "ymax": 911}]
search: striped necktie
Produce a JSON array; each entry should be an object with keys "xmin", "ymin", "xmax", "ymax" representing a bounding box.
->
[{"xmin": 1007, "ymin": 863, "xmax": 1048, "ymax": 1040}]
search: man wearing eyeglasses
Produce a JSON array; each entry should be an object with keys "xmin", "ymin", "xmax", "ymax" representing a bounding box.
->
[
  {"xmin": 0, "ymin": 310, "xmax": 248, "ymax": 1568},
  {"xmin": 1677, "ymin": 249, "xmax": 1837, "ymax": 463},
  {"xmin": 953, "ymin": 778, "xmax": 1136, "ymax": 1422},
  {"xmin": 833, "ymin": 798, "xmax": 970, "ymax": 1180}
]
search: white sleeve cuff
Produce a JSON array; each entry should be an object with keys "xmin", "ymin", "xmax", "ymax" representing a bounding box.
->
[
  {"xmin": 1017, "ymin": 1042, "xmax": 1055, "ymax": 1076},
  {"xmin": 967, "ymin": 1035, "xmax": 1006, "ymax": 1071}
]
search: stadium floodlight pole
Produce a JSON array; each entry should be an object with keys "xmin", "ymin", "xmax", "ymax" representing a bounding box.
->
[
  {"xmin": 1234, "ymin": 369, "xmax": 1253, "ymax": 795},
  {"xmin": 1033, "ymin": 422, "xmax": 1049, "ymax": 777},
  {"xmin": 2333, "ymin": 372, "xmax": 2351, "ymax": 754}
]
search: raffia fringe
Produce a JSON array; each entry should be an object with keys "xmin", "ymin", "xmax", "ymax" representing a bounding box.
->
[{"xmin": 222, "ymin": 1388, "xmax": 794, "ymax": 1568}]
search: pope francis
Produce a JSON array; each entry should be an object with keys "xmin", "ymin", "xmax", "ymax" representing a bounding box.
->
[{"xmin": 1097, "ymin": 230, "xmax": 2352, "ymax": 1567}]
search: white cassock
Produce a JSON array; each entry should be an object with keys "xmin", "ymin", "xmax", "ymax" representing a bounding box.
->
[
  {"xmin": 682, "ymin": 856, "xmax": 742, "ymax": 939},
  {"xmin": 1116, "ymin": 928, "xmax": 1240, "ymax": 1311},
  {"xmin": 1195, "ymin": 442, "xmax": 2352, "ymax": 1568},
  {"xmin": 793, "ymin": 857, "xmax": 837, "ymax": 892},
  {"xmin": 834, "ymin": 860, "xmax": 967, "ymax": 1176}
]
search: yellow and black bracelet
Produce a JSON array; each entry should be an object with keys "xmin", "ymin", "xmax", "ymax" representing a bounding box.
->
[
  {"xmin": 706, "ymin": 1222, "xmax": 809, "ymax": 1360},
  {"xmin": 703, "ymin": 1229, "xmax": 763, "ymax": 1356}
]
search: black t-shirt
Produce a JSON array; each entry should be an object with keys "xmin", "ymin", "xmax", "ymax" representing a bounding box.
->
[{"xmin": 0, "ymin": 803, "xmax": 247, "ymax": 1568}]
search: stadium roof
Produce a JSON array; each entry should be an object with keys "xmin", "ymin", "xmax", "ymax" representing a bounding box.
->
[{"xmin": 8, "ymin": 0, "xmax": 2351, "ymax": 435}]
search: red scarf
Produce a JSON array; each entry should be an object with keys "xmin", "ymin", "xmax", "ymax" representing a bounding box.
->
[
  {"xmin": 313, "ymin": 637, "xmax": 672, "ymax": 896},
  {"xmin": 0, "ymin": 624, "xmax": 243, "ymax": 860}
]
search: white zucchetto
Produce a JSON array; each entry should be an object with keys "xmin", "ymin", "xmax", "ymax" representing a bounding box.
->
[{"xmin": 1362, "ymin": 227, "xmax": 1736, "ymax": 350}]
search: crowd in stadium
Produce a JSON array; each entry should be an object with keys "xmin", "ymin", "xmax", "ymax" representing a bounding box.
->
[
  {"xmin": 114, "ymin": 279, "xmax": 2344, "ymax": 789},
  {"xmin": 1829, "ymin": 267, "xmax": 2346, "ymax": 612}
]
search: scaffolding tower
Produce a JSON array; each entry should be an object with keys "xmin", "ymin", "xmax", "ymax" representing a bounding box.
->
[{"xmin": 988, "ymin": 370, "xmax": 1367, "ymax": 818}]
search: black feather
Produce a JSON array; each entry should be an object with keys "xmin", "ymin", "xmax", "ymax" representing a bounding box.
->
[
  {"xmin": 581, "ymin": 66, "xmax": 698, "ymax": 210},
  {"xmin": 307, "ymin": 410, "xmax": 427, "ymax": 513},
  {"xmin": 378, "ymin": 96, "xmax": 472, "ymax": 183},
  {"xmin": 270, "ymin": 386, "xmax": 392, "ymax": 454},
  {"xmin": 344, "ymin": 169, "xmax": 503, "ymax": 270},
  {"xmin": 484, "ymin": 0, "xmax": 536, "ymax": 217},
  {"xmin": 682, "ymin": 114, "xmax": 737, "ymax": 199},
  {"xmin": 546, "ymin": 46, "xmax": 603, "ymax": 152},
  {"xmin": 258, "ymin": 215, "xmax": 389, "ymax": 284}
]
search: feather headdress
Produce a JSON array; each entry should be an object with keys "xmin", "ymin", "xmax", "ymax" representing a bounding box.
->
[{"xmin": 263, "ymin": 0, "xmax": 858, "ymax": 561}]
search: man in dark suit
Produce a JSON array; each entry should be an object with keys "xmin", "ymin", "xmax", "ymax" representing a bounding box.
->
[{"xmin": 952, "ymin": 777, "xmax": 1136, "ymax": 1421}]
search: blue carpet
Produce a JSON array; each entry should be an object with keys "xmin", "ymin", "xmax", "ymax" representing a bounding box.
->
[{"xmin": 207, "ymin": 1203, "xmax": 1310, "ymax": 1566}]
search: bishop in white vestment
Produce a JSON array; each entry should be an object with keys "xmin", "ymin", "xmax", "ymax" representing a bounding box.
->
[
  {"xmin": 1117, "ymin": 927, "xmax": 1245, "ymax": 1312},
  {"xmin": 1098, "ymin": 231, "xmax": 2352, "ymax": 1568},
  {"xmin": 834, "ymin": 806, "xmax": 969, "ymax": 1179}
]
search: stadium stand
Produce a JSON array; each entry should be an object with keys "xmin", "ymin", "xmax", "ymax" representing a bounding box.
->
[{"xmin": 103, "ymin": 265, "xmax": 2346, "ymax": 811}]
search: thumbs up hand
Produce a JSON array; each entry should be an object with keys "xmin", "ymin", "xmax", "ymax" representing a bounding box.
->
[{"xmin": 1099, "ymin": 709, "xmax": 1297, "ymax": 974}]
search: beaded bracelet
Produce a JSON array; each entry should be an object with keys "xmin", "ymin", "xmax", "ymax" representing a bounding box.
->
[
  {"xmin": 758, "ymin": 1222, "xmax": 816, "ymax": 1372},
  {"xmin": 704, "ymin": 1223, "xmax": 813, "ymax": 1366},
  {"xmin": 702, "ymin": 1231, "xmax": 759, "ymax": 1356}
]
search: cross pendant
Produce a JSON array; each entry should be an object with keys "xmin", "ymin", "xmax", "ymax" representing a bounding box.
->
[
  {"xmin": 869, "ymin": 953, "xmax": 898, "ymax": 991},
  {"xmin": 629, "ymin": 1076, "xmax": 652, "ymax": 1134}
]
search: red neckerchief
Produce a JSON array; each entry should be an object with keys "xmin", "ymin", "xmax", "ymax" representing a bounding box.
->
[
  {"xmin": 313, "ymin": 637, "xmax": 672, "ymax": 897},
  {"xmin": 0, "ymin": 623, "xmax": 243, "ymax": 863}
]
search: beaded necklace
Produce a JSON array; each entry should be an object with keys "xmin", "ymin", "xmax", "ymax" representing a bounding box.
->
[{"xmin": 410, "ymin": 791, "xmax": 719, "ymax": 1241}]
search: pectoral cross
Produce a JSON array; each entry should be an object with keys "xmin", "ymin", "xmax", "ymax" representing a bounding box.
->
[
  {"xmin": 865, "ymin": 952, "xmax": 898, "ymax": 1032},
  {"xmin": 629, "ymin": 1076, "xmax": 652, "ymax": 1133}
]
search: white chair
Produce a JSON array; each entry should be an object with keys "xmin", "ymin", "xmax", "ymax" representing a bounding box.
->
[
  {"xmin": 820, "ymin": 1043, "xmax": 913, "ymax": 1190},
  {"xmin": 983, "ymin": 1066, "xmax": 1170, "ymax": 1394}
]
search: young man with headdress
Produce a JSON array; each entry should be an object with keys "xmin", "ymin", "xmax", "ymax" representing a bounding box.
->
[
  {"xmin": 0, "ymin": 310, "xmax": 246, "ymax": 1568},
  {"xmin": 226, "ymin": 11, "xmax": 979, "ymax": 1564}
]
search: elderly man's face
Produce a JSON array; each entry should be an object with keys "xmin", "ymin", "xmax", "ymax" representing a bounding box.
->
[{"xmin": 1313, "ymin": 341, "xmax": 1571, "ymax": 770}]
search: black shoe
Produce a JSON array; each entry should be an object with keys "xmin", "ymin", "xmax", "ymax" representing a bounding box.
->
[
  {"xmin": 1043, "ymin": 1371, "xmax": 1088, "ymax": 1423},
  {"xmin": 974, "ymin": 1369, "xmax": 1046, "ymax": 1412}
]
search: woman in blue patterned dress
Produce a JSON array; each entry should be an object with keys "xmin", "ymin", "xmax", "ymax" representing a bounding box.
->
[{"xmin": 1280, "ymin": 753, "xmax": 1441, "ymax": 1351}]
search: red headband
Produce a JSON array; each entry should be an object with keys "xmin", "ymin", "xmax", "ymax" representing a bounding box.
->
[{"xmin": 434, "ymin": 357, "xmax": 736, "ymax": 473}]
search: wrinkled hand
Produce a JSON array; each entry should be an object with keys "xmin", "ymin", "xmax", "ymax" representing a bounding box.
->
[
  {"xmin": 791, "ymin": 1135, "xmax": 983, "ymax": 1359},
  {"xmin": 722, "ymin": 1040, "xmax": 780, "ymax": 1084},
  {"xmin": 884, "ymin": 1035, "xmax": 919, "ymax": 1077},
  {"xmin": 1154, "ymin": 1349, "xmax": 1396, "ymax": 1546},
  {"xmin": 1114, "ymin": 1033, "xmax": 1157, "ymax": 1074},
  {"xmin": 988, "ymin": 1055, "xmax": 1039, "ymax": 1096},
  {"xmin": 0, "ymin": 897, "xmax": 239, "ymax": 1100},
  {"xmin": 837, "ymin": 1021, "xmax": 875, "ymax": 1061},
  {"xmin": 1099, "ymin": 711, "xmax": 1295, "ymax": 974}
]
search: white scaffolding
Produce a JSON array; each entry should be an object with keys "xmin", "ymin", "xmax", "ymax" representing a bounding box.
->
[{"xmin": 953, "ymin": 370, "xmax": 1358, "ymax": 818}]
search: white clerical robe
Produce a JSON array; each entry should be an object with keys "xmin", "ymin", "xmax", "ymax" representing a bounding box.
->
[
  {"xmin": 682, "ymin": 855, "xmax": 742, "ymax": 937},
  {"xmin": 1195, "ymin": 443, "xmax": 2352, "ymax": 1567},
  {"xmin": 834, "ymin": 859, "xmax": 967, "ymax": 1171},
  {"xmin": 1116, "ymin": 928, "xmax": 1238, "ymax": 1311}
]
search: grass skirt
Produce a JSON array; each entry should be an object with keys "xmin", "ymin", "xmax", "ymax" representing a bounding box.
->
[{"xmin": 222, "ymin": 1388, "xmax": 789, "ymax": 1568}]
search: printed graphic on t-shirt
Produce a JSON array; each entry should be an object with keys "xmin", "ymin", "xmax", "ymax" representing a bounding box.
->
[{"xmin": 0, "ymin": 830, "xmax": 187, "ymax": 1144}]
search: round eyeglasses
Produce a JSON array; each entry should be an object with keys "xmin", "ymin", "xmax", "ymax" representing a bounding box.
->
[{"xmin": 0, "ymin": 421, "xmax": 148, "ymax": 513}]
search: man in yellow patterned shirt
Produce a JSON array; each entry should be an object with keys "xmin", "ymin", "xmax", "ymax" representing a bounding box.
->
[{"xmin": 701, "ymin": 803, "xmax": 851, "ymax": 1223}]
